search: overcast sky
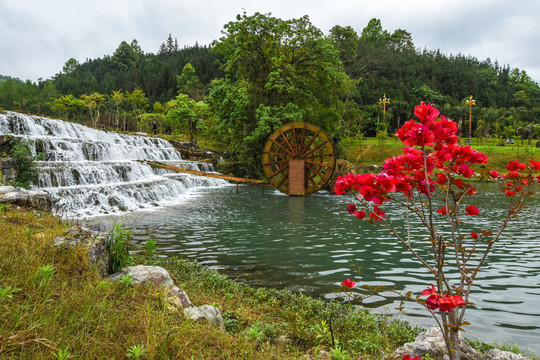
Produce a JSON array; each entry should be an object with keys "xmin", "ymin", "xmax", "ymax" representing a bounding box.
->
[{"xmin": 1, "ymin": 0, "xmax": 539, "ymax": 84}]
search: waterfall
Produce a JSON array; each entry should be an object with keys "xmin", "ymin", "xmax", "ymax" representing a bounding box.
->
[{"xmin": 0, "ymin": 111, "xmax": 228, "ymax": 218}]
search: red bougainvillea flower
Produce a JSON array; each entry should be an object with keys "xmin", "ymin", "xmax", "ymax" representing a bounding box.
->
[
  {"xmin": 507, "ymin": 170, "xmax": 520, "ymax": 179},
  {"xmin": 414, "ymin": 101, "xmax": 440, "ymax": 123},
  {"xmin": 458, "ymin": 164, "xmax": 474, "ymax": 178},
  {"xmin": 471, "ymin": 232, "xmax": 479, "ymax": 240},
  {"xmin": 465, "ymin": 205, "xmax": 479, "ymax": 216},
  {"xmin": 341, "ymin": 279, "xmax": 356, "ymax": 289},
  {"xmin": 354, "ymin": 209, "xmax": 366, "ymax": 220},
  {"xmin": 421, "ymin": 284, "xmax": 465, "ymax": 312},
  {"xmin": 369, "ymin": 205, "xmax": 386, "ymax": 222},
  {"xmin": 436, "ymin": 206, "xmax": 448, "ymax": 215},
  {"xmin": 436, "ymin": 173, "xmax": 448, "ymax": 185},
  {"xmin": 507, "ymin": 159, "xmax": 526, "ymax": 171},
  {"xmin": 530, "ymin": 160, "xmax": 540, "ymax": 170},
  {"xmin": 505, "ymin": 189, "xmax": 515, "ymax": 197},
  {"xmin": 402, "ymin": 355, "xmax": 422, "ymax": 360},
  {"xmin": 489, "ymin": 170, "xmax": 499, "ymax": 178},
  {"xmin": 347, "ymin": 203, "xmax": 357, "ymax": 215},
  {"xmin": 466, "ymin": 186, "xmax": 477, "ymax": 196}
]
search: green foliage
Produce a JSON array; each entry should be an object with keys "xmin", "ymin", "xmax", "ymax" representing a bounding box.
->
[
  {"xmin": 51, "ymin": 346, "xmax": 74, "ymax": 360},
  {"xmin": 33, "ymin": 264, "xmax": 55, "ymax": 289},
  {"xmin": 210, "ymin": 11, "xmax": 348, "ymax": 176},
  {"xmin": 108, "ymin": 223, "xmax": 133, "ymax": 273},
  {"xmin": 0, "ymin": 284, "xmax": 21, "ymax": 302},
  {"xmin": 118, "ymin": 274, "xmax": 135, "ymax": 288},
  {"xmin": 142, "ymin": 239, "xmax": 158, "ymax": 265},
  {"xmin": 125, "ymin": 344, "xmax": 147, "ymax": 359},
  {"xmin": 8, "ymin": 136, "xmax": 44, "ymax": 189}
]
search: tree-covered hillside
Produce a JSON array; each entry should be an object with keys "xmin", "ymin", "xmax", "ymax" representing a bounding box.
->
[{"xmin": 1, "ymin": 14, "xmax": 539, "ymax": 176}]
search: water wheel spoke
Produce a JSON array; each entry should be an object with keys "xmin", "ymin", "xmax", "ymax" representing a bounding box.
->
[
  {"xmin": 305, "ymin": 164, "xmax": 326, "ymax": 181},
  {"xmin": 303, "ymin": 153, "xmax": 333, "ymax": 159},
  {"xmin": 298, "ymin": 126, "xmax": 308, "ymax": 154},
  {"xmin": 268, "ymin": 164, "xmax": 289, "ymax": 180},
  {"xmin": 300, "ymin": 129, "xmax": 322, "ymax": 157},
  {"xmin": 275, "ymin": 169, "xmax": 289, "ymax": 189},
  {"xmin": 279, "ymin": 129, "xmax": 298, "ymax": 157},
  {"xmin": 263, "ymin": 150, "xmax": 289, "ymax": 158},
  {"xmin": 304, "ymin": 170, "xmax": 317, "ymax": 188},
  {"xmin": 264, "ymin": 159, "xmax": 289, "ymax": 166},
  {"xmin": 305, "ymin": 160, "xmax": 334, "ymax": 168},
  {"xmin": 270, "ymin": 138, "xmax": 294, "ymax": 157},
  {"xmin": 303, "ymin": 139, "xmax": 331, "ymax": 158}
]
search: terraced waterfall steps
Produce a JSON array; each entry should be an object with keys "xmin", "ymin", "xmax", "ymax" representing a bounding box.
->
[{"xmin": 0, "ymin": 111, "xmax": 228, "ymax": 217}]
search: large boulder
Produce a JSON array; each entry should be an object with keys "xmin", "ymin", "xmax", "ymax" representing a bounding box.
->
[
  {"xmin": 485, "ymin": 349, "xmax": 532, "ymax": 360},
  {"xmin": 392, "ymin": 327, "xmax": 480, "ymax": 360},
  {"xmin": 184, "ymin": 304, "xmax": 225, "ymax": 330},
  {"xmin": 107, "ymin": 265, "xmax": 225, "ymax": 330},
  {"xmin": 54, "ymin": 226, "xmax": 110, "ymax": 277},
  {"xmin": 0, "ymin": 185, "xmax": 52, "ymax": 211}
]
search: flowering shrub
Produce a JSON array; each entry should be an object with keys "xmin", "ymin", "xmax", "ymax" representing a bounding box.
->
[{"xmin": 336, "ymin": 102, "xmax": 539, "ymax": 360}]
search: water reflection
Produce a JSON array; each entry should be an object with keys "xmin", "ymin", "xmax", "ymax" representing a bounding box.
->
[{"xmin": 87, "ymin": 182, "xmax": 540, "ymax": 353}]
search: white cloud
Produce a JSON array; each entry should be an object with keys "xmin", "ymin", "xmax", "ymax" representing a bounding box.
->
[{"xmin": 1, "ymin": 0, "xmax": 539, "ymax": 82}]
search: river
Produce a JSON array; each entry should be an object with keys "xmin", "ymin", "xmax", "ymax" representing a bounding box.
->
[{"xmin": 86, "ymin": 182, "xmax": 540, "ymax": 354}]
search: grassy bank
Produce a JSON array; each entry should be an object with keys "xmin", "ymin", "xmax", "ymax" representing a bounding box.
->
[
  {"xmin": 1, "ymin": 206, "xmax": 537, "ymax": 359},
  {"xmin": 340, "ymin": 137, "xmax": 538, "ymax": 174},
  {"xmin": 0, "ymin": 205, "xmax": 419, "ymax": 359}
]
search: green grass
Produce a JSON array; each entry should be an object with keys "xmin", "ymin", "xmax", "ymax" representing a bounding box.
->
[
  {"xmin": 340, "ymin": 136, "xmax": 538, "ymax": 174},
  {"xmin": 1, "ymin": 206, "xmax": 536, "ymax": 359},
  {"xmin": 0, "ymin": 206, "xmax": 418, "ymax": 359}
]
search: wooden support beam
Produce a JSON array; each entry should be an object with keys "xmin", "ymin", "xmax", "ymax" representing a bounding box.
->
[{"xmin": 139, "ymin": 160, "xmax": 269, "ymax": 186}]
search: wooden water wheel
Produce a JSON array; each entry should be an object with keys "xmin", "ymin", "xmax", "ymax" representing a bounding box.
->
[{"xmin": 262, "ymin": 122, "xmax": 335, "ymax": 195}]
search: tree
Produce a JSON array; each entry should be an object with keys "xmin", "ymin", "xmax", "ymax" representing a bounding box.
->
[
  {"xmin": 111, "ymin": 90, "xmax": 124, "ymax": 129},
  {"xmin": 361, "ymin": 18, "xmax": 390, "ymax": 45},
  {"xmin": 210, "ymin": 12, "xmax": 348, "ymax": 176},
  {"xmin": 112, "ymin": 41, "xmax": 138, "ymax": 71},
  {"xmin": 177, "ymin": 63, "xmax": 204, "ymax": 101},
  {"xmin": 80, "ymin": 92, "xmax": 106, "ymax": 127},
  {"xmin": 329, "ymin": 25, "xmax": 359, "ymax": 68},
  {"xmin": 62, "ymin": 58, "xmax": 80, "ymax": 74}
]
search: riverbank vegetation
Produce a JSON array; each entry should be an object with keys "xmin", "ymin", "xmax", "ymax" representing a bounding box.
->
[
  {"xmin": 1, "ymin": 206, "xmax": 536, "ymax": 359},
  {"xmin": 1, "ymin": 12, "xmax": 539, "ymax": 178}
]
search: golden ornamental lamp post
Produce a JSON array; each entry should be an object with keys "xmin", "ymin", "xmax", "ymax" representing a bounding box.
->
[
  {"xmin": 379, "ymin": 94, "xmax": 390, "ymax": 123},
  {"xmin": 465, "ymin": 95, "xmax": 476, "ymax": 138}
]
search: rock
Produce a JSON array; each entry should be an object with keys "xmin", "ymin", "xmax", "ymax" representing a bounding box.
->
[
  {"xmin": 485, "ymin": 349, "xmax": 532, "ymax": 360},
  {"xmin": 536, "ymin": 140, "xmax": 540, "ymax": 148},
  {"xmin": 185, "ymin": 304, "xmax": 225, "ymax": 330},
  {"xmin": 0, "ymin": 158, "xmax": 17, "ymax": 183},
  {"xmin": 107, "ymin": 265, "xmax": 226, "ymax": 330},
  {"xmin": 0, "ymin": 185, "xmax": 52, "ymax": 211},
  {"xmin": 107, "ymin": 265, "xmax": 193, "ymax": 309},
  {"xmin": 393, "ymin": 327, "xmax": 480, "ymax": 360},
  {"xmin": 107, "ymin": 265, "xmax": 175, "ymax": 288},
  {"xmin": 54, "ymin": 226, "xmax": 110, "ymax": 276}
]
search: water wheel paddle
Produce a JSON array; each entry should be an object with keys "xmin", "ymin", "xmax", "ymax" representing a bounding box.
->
[{"xmin": 262, "ymin": 122, "xmax": 335, "ymax": 195}]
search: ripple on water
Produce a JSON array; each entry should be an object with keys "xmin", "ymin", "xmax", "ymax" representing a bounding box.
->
[{"xmin": 89, "ymin": 184, "xmax": 540, "ymax": 353}]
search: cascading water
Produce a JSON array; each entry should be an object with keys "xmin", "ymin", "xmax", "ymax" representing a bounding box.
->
[{"xmin": 0, "ymin": 111, "xmax": 228, "ymax": 217}]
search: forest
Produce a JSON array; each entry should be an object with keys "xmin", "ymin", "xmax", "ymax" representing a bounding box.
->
[{"xmin": 1, "ymin": 13, "xmax": 539, "ymax": 176}]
